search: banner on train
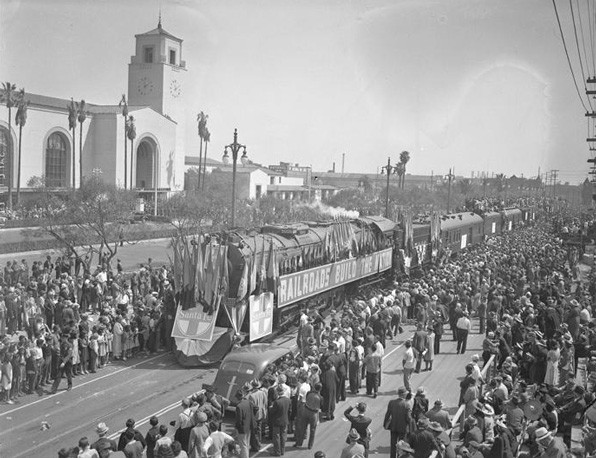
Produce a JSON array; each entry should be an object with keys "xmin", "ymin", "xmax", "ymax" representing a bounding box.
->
[
  {"xmin": 277, "ymin": 248, "xmax": 393, "ymax": 307},
  {"xmin": 249, "ymin": 292, "xmax": 274, "ymax": 342},
  {"xmin": 171, "ymin": 306, "xmax": 218, "ymax": 341}
]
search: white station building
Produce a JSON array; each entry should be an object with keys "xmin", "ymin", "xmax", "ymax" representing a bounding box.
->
[{"xmin": 0, "ymin": 19, "xmax": 188, "ymax": 203}]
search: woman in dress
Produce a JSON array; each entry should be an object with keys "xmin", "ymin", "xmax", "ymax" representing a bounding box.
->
[
  {"xmin": 112, "ymin": 316, "xmax": 124, "ymax": 360},
  {"xmin": 544, "ymin": 339, "xmax": 560, "ymax": 386}
]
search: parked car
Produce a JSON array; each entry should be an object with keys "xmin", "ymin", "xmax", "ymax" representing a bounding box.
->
[{"xmin": 211, "ymin": 343, "xmax": 295, "ymax": 408}]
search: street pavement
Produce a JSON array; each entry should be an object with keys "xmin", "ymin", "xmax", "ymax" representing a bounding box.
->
[{"xmin": 0, "ymin": 321, "xmax": 485, "ymax": 458}]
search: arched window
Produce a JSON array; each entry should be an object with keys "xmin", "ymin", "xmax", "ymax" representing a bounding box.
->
[
  {"xmin": 0, "ymin": 127, "xmax": 10, "ymax": 188},
  {"xmin": 46, "ymin": 132, "xmax": 68, "ymax": 187}
]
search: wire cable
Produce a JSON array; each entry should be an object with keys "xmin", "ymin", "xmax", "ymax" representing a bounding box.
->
[
  {"xmin": 576, "ymin": 0, "xmax": 592, "ymax": 76},
  {"xmin": 587, "ymin": 0, "xmax": 596, "ymax": 76},
  {"xmin": 570, "ymin": 0, "xmax": 594, "ymax": 109},
  {"xmin": 552, "ymin": 0, "xmax": 590, "ymax": 112}
]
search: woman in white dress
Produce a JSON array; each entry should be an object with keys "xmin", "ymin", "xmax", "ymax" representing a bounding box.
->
[
  {"xmin": 544, "ymin": 339, "xmax": 560, "ymax": 386},
  {"xmin": 112, "ymin": 316, "xmax": 124, "ymax": 360}
]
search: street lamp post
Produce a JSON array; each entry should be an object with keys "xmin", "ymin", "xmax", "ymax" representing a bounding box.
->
[
  {"xmin": 222, "ymin": 128, "xmax": 248, "ymax": 227},
  {"xmin": 380, "ymin": 156, "xmax": 398, "ymax": 218}
]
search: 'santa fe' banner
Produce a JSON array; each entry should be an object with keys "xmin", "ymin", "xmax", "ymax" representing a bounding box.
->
[
  {"xmin": 278, "ymin": 248, "xmax": 392, "ymax": 307},
  {"xmin": 249, "ymin": 292, "xmax": 274, "ymax": 342},
  {"xmin": 171, "ymin": 306, "xmax": 218, "ymax": 341}
]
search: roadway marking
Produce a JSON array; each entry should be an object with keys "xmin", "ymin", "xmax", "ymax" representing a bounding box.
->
[{"xmin": 0, "ymin": 352, "xmax": 169, "ymax": 416}]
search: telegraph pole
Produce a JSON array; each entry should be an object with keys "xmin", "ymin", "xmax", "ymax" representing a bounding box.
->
[
  {"xmin": 445, "ymin": 168, "xmax": 455, "ymax": 213},
  {"xmin": 552, "ymin": 169, "xmax": 559, "ymax": 198}
]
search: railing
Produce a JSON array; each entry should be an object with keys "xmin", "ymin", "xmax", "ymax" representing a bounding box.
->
[{"xmin": 450, "ymin": 354, "xmax": 497, "ymax": 432}]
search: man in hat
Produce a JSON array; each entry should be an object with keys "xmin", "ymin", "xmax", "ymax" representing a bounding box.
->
[
  {"xmin": 428, "ymin": 421, "xmax": 455, "ymax": 457},
  {"xmin": 234, "ymin": 389, "xmax": 254, "ymax": 458},
  {"xmin": 50, "ymin": 332, "xmax": 74, "ymax": 394},
  {"xmin": 248, "ymin": 378, "xmax": 268, "ymax": 452},
  {"xmin": 341, "ymin": 429, "xmax": 365, "ymax": 458},
  {"xmin": 384, "ymin": 387, "xmax": 412, "ymax": 458},
  {"xmin": 407, "ymin": 418, "xmax": 441, "ymax": 457},
  {"xmin": 535, "ymin": 426, "xmax": 566, "ymax": 457},
  {"xmin": 460, "ymin": 416, "xmax": 482, "ymax": 447},
  {"xmin": 412, "ymin": 323, "xmax": 428, "ymax": 373},
  {"xmin": 91, "ymin": 423, "xmax": 117, "ymax": 457},
  {"xmin": 270, "ymin": 383, "xmax": 291, "ymax": 456},
  {"xmin": 425, "ymin": 399, "xmax": 451, "ymax": 431},
  {"xmin": 344, "ymin": 402, "xmax": 372, "ymax": 454}
]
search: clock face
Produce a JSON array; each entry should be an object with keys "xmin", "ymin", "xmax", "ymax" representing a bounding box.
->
[
  {"xmin": 137, "ymin": 76, "xmax": 154, "ymax": 96},
  {"xmin": 170, "ymin": 80, "xmax": 181, "ymax": 98}
]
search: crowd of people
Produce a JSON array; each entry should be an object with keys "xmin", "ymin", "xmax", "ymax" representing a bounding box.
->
[
  {"xmin": 5, "ymin": 210, "xmax": 596, "ymax": 458},
  {"xmin": 0, "ymin": 253, "xmax": 178, "ymax": 402}
]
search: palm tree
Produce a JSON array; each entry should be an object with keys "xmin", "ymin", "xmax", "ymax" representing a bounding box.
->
[
  {"xmin": 1, "ymin": 82, "xmax": 18, "ymax": 210},
  {"xmin": 119, "ymin": 95, "xmax": 129, "ymax": 188},
  {"xmin": 399, "ymin": 150, "xmax": 410, "ymax": 189},
  {"xmin": 202, "ymin": 127, "xmax": 211, "ymax": 191},
  {"xmin": 196, "ymin": 111, "xmax": 208, "ymax": 191},
  {"xmin": 67, "ymin": 98, "xmax": 77, "ymax": 188},
  {"xmin": 77, "ymin": 100, "xmax": 87, "ymax": 187},
  {"xmin": 15, "ymin": 89, "xmax": 29, "ymax": 205}
]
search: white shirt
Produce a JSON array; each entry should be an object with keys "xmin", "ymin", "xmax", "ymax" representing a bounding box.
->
[
  {"xmin": 403, "ymin": 347, "xmax": 416, "ymax": 369},
  {"xmin": 457, "ymin": 317, "xmax": 472, "ymax": 331}
]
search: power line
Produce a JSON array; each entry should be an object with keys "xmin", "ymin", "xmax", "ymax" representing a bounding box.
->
[
  {"xmin": 587, "ymin": 0, "xmax": 596, "ymax": 76},
  {"xmin": 570, "ymin": 0, "xmax": 594, "ymax": 109},
  {"xmin": 553, "ymin": 0, "xmax": 590, "ymax": 112}
]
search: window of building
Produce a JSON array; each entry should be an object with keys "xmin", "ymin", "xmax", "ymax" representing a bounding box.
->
[
  {"xmin": 144, "ymin": 46, "xmax": 154, "ymax": 63},
  {"xmin": 256, "ymin": 185, "xmax": 262, "ymax": 199},
  {"xmin": 270, "ymin": 176, "xmax": 275, "ymax": 185},
  {"xmin": 169, "ymin": 49, "xmax": 176, "ymax": 65},
  {"xmin": 45, "ymin": 132, "xmax": 68, "ymax": 187}
]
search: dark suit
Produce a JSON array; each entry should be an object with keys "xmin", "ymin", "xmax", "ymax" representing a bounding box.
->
[
  {"xmin": 235, "ymin": 398, "xmax": 254, "ymax": 458},
  {"xmin": 270, "ymin": 395, "xmax": 291, "ymax": 455},
  {"xmin": 384, "ymin": 398, "xmax": 412, "ymax": 458}
]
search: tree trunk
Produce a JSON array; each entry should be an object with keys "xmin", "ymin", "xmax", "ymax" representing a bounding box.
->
[
  {"xmin": 16, "ymin": 123, "xmax": 22, "ymax": 205},
  {"xmin": 202, "ymin": 141, "xmax": 209, "ymax": 191},
  {"xmin": 7, "ymin": 107, "xmax": 12, "ymax": 211},
  {"xmin": 197, "ymin": 138, "xmax": 203, "ymax": 191},
  {"xmin": 72, "ymin": 127, "xmax": 76, "ymax": 189},
  {"xmin": 79, "ymin": 122, "xmax": 83, "ymax": 187}
]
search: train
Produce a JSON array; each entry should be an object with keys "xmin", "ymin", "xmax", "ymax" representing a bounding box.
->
[{"xmin": 174, "ymin": 205, "xmax": 538, "ymax": 366}]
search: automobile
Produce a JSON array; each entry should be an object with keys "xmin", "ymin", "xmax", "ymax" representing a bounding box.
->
[{"xmin": 211, "ymin": 343, "xmax": 295, "ymax": 408}]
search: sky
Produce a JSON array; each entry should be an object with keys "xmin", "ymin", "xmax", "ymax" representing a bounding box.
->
[{"xmin": 0, "ymin": 0, "xmax": 591, "ymax": 183}]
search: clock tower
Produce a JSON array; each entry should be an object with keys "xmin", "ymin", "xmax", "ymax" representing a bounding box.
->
[{"xmin": 127, "ymin": 18, "xmax": 187, "ymax": 121}]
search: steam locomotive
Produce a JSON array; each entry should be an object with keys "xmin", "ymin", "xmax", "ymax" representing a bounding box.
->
[{"xmin": 223, "ymin": 205, "xmax": 537, "ymax": 332}]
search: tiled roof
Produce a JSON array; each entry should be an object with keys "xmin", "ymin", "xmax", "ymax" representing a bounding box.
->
[
  {"xmin": 184, "ymin": 156, "xmax": 223, "ymax": 166},
  {"xmin": 136, "ymin": 24, "xmax": 182, "ymax": 42}
]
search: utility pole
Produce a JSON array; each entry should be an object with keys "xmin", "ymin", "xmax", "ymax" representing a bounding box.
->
[
  {"xmin": 342, "ymin": 153, "xmax": 345, "ymax": 174},
  {"xmin": 552, "ymin": 169, "xmax": 559, "ymax": 198},
  {"xmin": 446, "ymin": 168, "xmax": 454, "ymax": 213}
]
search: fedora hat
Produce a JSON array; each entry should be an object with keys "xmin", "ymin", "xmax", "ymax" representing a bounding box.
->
[
  {"xmin": 535, "ymin": 426, "xmax": 551, "ymax": 442},
  {"xmin": 95, "ymin": 422, "xmax": 109, "ymax": 435},
  {"xmin": 397, "ymin": 441, "xmax": 414, "ymax": 453},
  {"xmin": 348, "ymin": 428, "xmax": 360, "ymax": 441},
  {"xmin": 428, "ymin": 421, "xmax": 444, "ymax": 433},
  {"xmin": 480, "ymin": 404, "xmax": 495, "ymax": 416}
]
